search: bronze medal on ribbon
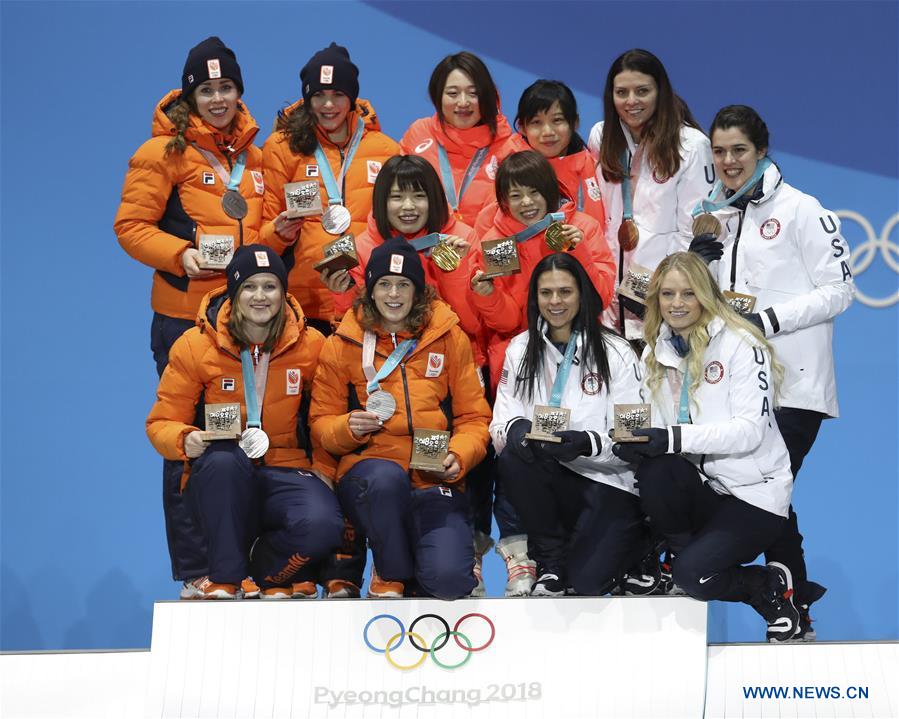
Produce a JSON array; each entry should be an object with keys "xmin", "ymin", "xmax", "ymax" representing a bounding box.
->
[
  {"xmin": 430, "ymin": 241, "xmax": 461, "ymax": 272},
  {"xmin": 544, "ymin": 221, "xmax": 571, "ymax": 252},
  {"xmin": 618, "ymin": 218, "xmax": 639, "ymax": 252},
  {"xmin": 322, "ymin": 205, "xmax": 352, "ymax": 235},
  {"xmin": 691, "ymin": 213, "xmax": 723, "ymax": 239},
  {"xmin": 221, "ymin": 190, "xmax": 248, "ymax": 220}
]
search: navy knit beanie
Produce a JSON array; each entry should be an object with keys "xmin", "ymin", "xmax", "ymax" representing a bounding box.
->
[
  {"xmin": 226, "ymin": 246, "xmax": 288, "ymax": 301},
  {"xmin": 365, "ymin": 239, "xmax": 426, "ymax": 296},
  {"xmin": 182, "ymin": 36, "xmax": 244, "ymax": 99},
  {"xmin": 300, "ymin": 42, "xmax": 359, "ymax": 108}
]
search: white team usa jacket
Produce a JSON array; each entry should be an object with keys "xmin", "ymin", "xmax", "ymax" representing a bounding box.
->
[
  {"xmin": 708, "ymin": 163, "xmax": 854, "ymax": 417},
  {"xmin": 644, "ymin": 319, "xmax": 793, "ymax": 518},
  {"xmin": 587, "ymin": 120, "xmax": 715, "ymax": 273},
  {"xmin": 491, "ymin": 327, "xmax": 642, "ymax": 495}
]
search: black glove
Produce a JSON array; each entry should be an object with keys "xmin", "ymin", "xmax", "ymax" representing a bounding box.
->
[
  {"xmin": 744, "ymin": 312, "xmax": 765, "ymax": 333},
  {"xmin": 612, "ymin": 441, "xmax": 646, "ymax": 464},
  {"xmin": 630, "ymin": 427, "xmax": 670, "ymax": 457},
  {"xmin": 504, "ymin": 418, "xmax": 536, "ymax": 463},
  {"xmin": 618, "ymin": 293, "xmax": 646, "ymax": 319},
  {"xmin": 688, "ymin": 233, "xmax": 724, "ymax": 265},
  {"xmin": 538, "ymin": 430, "xmax": 596, "ymax": 463}
]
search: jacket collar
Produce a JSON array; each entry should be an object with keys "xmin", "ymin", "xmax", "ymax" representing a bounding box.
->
[
  {"xmin": 653, "ymin": 316, "xmax": 726, "ymax": 368},
  {"xmin": 152, "ymin": 89, "xmax": 259, "ymax": 156}
]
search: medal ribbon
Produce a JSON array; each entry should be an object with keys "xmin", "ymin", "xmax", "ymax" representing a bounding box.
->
[
  {"xmin": 512, "ymin": 211, "xmax": 565, "ymax": 244},
  {"xmin": 576, "ymin": 182, "xmax": 584, "ymax": 212},
  {"xmin": 620, "ymin": 150, "xmax": 636, "ymax": 222},
  {"xmin": 313, "ymin": 117, "xmax": 365, "ymax": 207},
  {"xmin": 239, "ymin": 347, "xmax": 270, "ymax": 428},
  {"xmin": 548, "ymin": 333, "xmax": 579, "ymax": 408},
  {"xmin": 362, "ymin": 331, "xmax": 418, "ymax": 394},
  {"xmin": 437, "ymin": 144, "xmax": 489, "ymax": 212},
  {"xmin": 408, "ymin": 232, "xmax": 448, "ymax": 256},
  {"xmin": 192, "ymin": 144, "xmax": 247, "ymax": 193},
  {"xmin": 692, "ymin": 157, "xmax": 772, "ymax": 217}
]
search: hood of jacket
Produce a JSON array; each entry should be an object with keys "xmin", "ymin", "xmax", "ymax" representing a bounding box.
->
[
  {"xmin": 195, "ymin": 284, "xmax": 308, "ymax": 357},
  {"xmin": 333, "ymin": 296, "xmax": 460, "ymax": 350},
  {"xmin": 152, "ymin": 88, "xmax": 260, "ymax": 155}
]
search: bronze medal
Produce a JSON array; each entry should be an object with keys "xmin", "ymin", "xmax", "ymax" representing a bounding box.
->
[
  {"xmin": 544, "ymin": 221, "xmax": 571, "ymax": 252},
  {"xmin": 618, "ymin": 218, "xmax": 639, "ymax": 252},
  {"xmin": 430, "ymin": 241, "xmax": 461, "ymax": 272},
  {"xmin": 221, "ymin": 190, "xmax": 248, "ymax": 220},
  {"xmin": 322, "ymin": 204, "xmax": 352, "ymax": 235},
  {"xmin": 692, "ymin": 213, "xmax": 723, "ymax": 239}
]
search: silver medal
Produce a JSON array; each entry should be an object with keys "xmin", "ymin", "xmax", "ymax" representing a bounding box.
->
[
  {"xmin": 240, "ymin": 427, "xmax": 270, "ymax": 459},
  {"xmin": 365, "ymin": 390, "xmax": 396, "ymax": 421},
  {"xmin": 322, "ymin": 204, "xmax": 352, "ymax": 235}
]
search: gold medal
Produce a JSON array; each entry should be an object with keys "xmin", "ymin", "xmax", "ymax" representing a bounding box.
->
[
  {"xmin": 692, "ymin": 213, "xmax": 723, "ymax": 239},
  {"xmin": 544, "ymin": 221, "xmax": 571, "ymax": 251},
  {"xmin": 618, "ymin": 218, "xmax": 639, "ymax": 252},
  {"xmin": 430, "ymin": 240, "xmax": 461, "ymax": 272}
]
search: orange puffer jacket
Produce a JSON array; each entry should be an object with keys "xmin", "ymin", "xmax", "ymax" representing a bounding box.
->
[
  {"xmin": 468, "ymin": 202, "xmax": 616, "ymax": 392},
  {"xmin": 400, "ymin": 113, "xmax": 513, "ymax": 227},
  {"xmin": 309, "ymin": 300, "xmax": 490, "ymax": 488},
  {"xmin": 115, "ymin": 90, "xmax": 264, "ymax": 320},
  {"xmin": 146, "ymin": 286, "xmax": 331, "ymax": 488},
  {"xmin": 473, "ymin": 133, "xmax": 607, "ymax": 238},
  {"xmin": 260, "ymin": 99, "xmax": 399, "ymax": 323}
]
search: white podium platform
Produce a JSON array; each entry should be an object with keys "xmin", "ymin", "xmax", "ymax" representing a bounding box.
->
[{"xmin": 3, "ymin": 599, "xmax": 897, "ymax": 719}]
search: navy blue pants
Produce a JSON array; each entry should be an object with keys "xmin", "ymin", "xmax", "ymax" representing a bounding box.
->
[
  {"xmin": 186, "ymin": 442, "xmax": 344, "ymax": 587},
  {"xmin": 766, "ymin": 407, "xmax": 825, "ymax": 606},
  {"xmin": 465, "ymin": 447, "xmax": 524, "ymax": 539},
  {"xmin": 499, "ymin": 449, "xmax": 648, "ymax": 595},
  {"xmin": 336, "ymin": 458, "xmax": 476, "ymax": 600},
  {"xmin": 152, "ymin": 312, "xmax": 208, "ymax": 581},
  {"xmin": 637, "ymin": 455, "xmax": 784, "ymax": 603}
]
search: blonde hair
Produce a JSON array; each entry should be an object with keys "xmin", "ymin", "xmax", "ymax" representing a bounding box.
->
[
  {"xmin": 227, "ymin": 290, "xmax": 287, "ymax": 353},
  {"xmin": 642, "ymin": 252, "xmax": 783, "ymax": 411}
]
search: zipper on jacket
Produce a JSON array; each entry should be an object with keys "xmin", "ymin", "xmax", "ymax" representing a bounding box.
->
[{"xmin": 729, "ymin": 212, "xmax": 744, "ymax": 291}]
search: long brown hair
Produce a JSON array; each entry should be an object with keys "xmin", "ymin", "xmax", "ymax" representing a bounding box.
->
[
  {"xmin": 276, "ymin": 103, "xmax": 319, "ymax": 156},
  {"xmin": 227, "ymin": 290, "xmax": 287, "ymax": 353},
  {"xmin": 598, "ymin": 49, "xmax": 702, "ymax": 183},
  {"xmin": 164, "ymin": 94, "xmax": 199, "ymax": 156},
  {"xmin": 353, "ymin": 284, "xmax": 437, "ymax": 336}
]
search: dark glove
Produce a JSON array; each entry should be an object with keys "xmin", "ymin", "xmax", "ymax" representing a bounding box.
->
[
  {"xmin": 744, "ymin": 312, "xmax": 765, "ymax": 333},
  {"xmin": 504, "ymin": 418, "xmax": 536, "ymax": 463},
  {"xmin": 538, "ymin": 430, "xmax": 597, "ymax": 463},
  {"xmin": 618, "ymin": 293, "xmax": 646, "ymax": 319},
  {"xmin": 612, "ymin": 441, "xmax": 646, "ymax": 464},
  {"xmin": 630, "ymin": 427, "xmax": 670, "ymax": 457},
  {"xmin": 688, "ymin": 233, "xmax": 724, "ymax": 265}
]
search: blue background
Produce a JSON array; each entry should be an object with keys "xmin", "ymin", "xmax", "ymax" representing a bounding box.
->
[{"xmin": 1, "ymin": 0, "xmax": 897, "ymax": 650}]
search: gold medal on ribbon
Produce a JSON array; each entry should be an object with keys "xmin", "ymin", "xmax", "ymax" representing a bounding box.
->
[
  {"xmin": 691, "ymin": 213, "xmax": 723, "ymax": 239},
  {"xmin": 544, "ymin": 221, "xmax": 571, "ymax": 251},
  {"xmin": 430, "ymin": 240, "xmax": 461, "ymax": 272},
  {"xmin": 618, "ymin": 218, "xmax": 639, "ymax": 252}
]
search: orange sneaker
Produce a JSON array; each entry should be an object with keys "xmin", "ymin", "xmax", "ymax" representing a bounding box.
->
[
  {"xmin": 291, "ymin": 581, "xmax": 318, "ymax": 599},
  {"xmin": 181, "ymin": 576, "xmax": 239, "ymax": 600},
  {"xmin": 325, "ymin": 580, "xmax": 361, "ymax": 599},
  {"xmin": 261, "ymin": 586, "xmax": 292, "ymax": 600},
  {"xmin": 241, "ymin": 577, "xmax": 260, "ymax": 599},
  {"xmin": 367, "ymin": 568, "xmax": 404, "ymax": 599}
]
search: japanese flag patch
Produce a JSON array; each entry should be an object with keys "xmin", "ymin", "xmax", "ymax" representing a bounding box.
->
[
  {"xmin": 425, "ymin": 352, "xmax": 445, "ymax": 378},
  {"xmin": 222, "ymin": 378, "xmax": 236, "ymax": 391},
  {"xmin": 286, "ymin": 369, "xmax": 301, "ymax": 395}
]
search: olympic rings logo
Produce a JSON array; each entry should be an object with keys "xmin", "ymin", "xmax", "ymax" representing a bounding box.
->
[
  {"xmin": 363, "ymin": 613, "xmax": 495, "ymax": 670},
  {"xmin": 839, "ymin": 210, "xmax": 899, "ymax": 308}
]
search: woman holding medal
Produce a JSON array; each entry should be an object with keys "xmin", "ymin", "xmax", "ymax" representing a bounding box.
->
[
  {"xmin": 147, "ymin": 246, "xmax": 343, "ymax": 600},
  {"xmin": 114, "ymin": 36, "xmax": 264, "ymax": 595},
  {"xmin": 400, "ymin": 52, "xmax": 513, "ymax": 227},
  {"xmin": 310, "ymin": 240, "xmax": 491, "ymax": 600},
  {"xmin": 261, "ymin": 42, "xmax": 399, "ymax": 332},
  {"xmin": 610, "ymin": 251, "xmax": 803, "ymax": 641},
  {"xmin": 474, "ymin": 80, "xmax": 606, "ymax": 236},
  {"xmin": 694, "ymin": 105, "xmax": 854, "ymax": 639},
  {"xmin": 587, "ymin": 49, "xmax": 714, "ymax": 338},
  {"xmin": 492, "ymin": 252, "xmax": 649, "ymax": 596}
]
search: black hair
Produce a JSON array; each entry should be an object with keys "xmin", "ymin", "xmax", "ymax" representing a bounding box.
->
[
  {"xmin": 495, "ymin": 151, "xmax": 561, "ymax": 216},
  {"xmin": 371, "ymin": 155, "xmax": 449, "ymax": 239},
  {"xmin": 710, "ymin": 104, "xmax": 770, "ymax": 153},
  {"xmin": 428, "ymin": 52, "xmax": 500, "ymax": 137},
  {"xmin": 514, "ymin": 79, "xmax": 585, "ymax": 155},
  {"xmin": 515, "ymin": 253, "xmax": 615, "ymax": 402}
]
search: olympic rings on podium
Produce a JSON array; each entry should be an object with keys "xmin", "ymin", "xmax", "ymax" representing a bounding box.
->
[{"xmin": 362, "ymin": 612, "xmax": 496, "ymax": 669}]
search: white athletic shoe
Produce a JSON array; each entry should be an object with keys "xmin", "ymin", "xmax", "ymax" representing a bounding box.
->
[{"xmin": 495, "ymin": 535, "xmax": 536, "ymax": 597}]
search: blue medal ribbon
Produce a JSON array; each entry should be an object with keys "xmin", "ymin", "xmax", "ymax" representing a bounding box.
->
[
  {"xmin": 313, "ymin": 117, "xmax": 365, "ymax": 207},
  {"xmin": 620, "ymin": 150, "xmax": 635, "ymax": 221},
  {"xmin": 227, "ymin": 152, "xmax": 247, "ymax": 192},
  {"xmin": 407, "ymin": 233, "xmax": 448, "ymax": 256},
  {"xmin": 692, "ymin": 157, "xmax": 772, "ymax": 217},
  {"xmin": 576, "ymin": 181, "xmax": 584, "ymax": 212},
  {"xmin": 677, "ymin": 368, "xmax": 692, "ymax": 424},
  {"xmin": 549, "ymin": 333, "xmax": 579, "ymax": 407},
  {"xmin": 240, "ymin": 348, "xmax": 261, "ymax": 428},
  {"xmin": 437, "ymin": 144, "xmax": 489, "ymax": 212},
  {"xmin": 366, "ymin": 339, "xmax": 418, "ymax": 395},
  {"xmin": 512, "ymin": 211, "xmax": 565, "ymax": 244}
]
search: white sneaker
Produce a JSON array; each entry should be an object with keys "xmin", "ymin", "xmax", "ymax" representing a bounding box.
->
[
  {"xmin": 495, "ymin": 535, "xmax": 536, "ymax": 597},
  {"xmin": 469, "ymin": 531, "xmax": 494, "ymax": 598},
  {"xmin": 180, "ymin": 576, "xmax": 239, "ymax": 600}
]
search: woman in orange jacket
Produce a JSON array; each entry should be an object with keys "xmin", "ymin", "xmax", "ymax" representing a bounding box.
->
[
  {"xmin": 260, "ymin": 43, "xmax": 399, "ymax": 331},
  {"xmin": 310, "ymin": 240, "xmax": 491, "ymax": 600},
  {"xmin": 147, "ymin": 246, "xmax": 343, "ymax": 600},
  {"xmin": 400, "ymin": 52, "xmax": 512, "ymax": 227},
  {"xmin": 328, "ymin": 155, "xmax": 480, "ymax": 344},
  {"xmin": 473, "ymin": 80, "xmax": 606, "ymax": 238},
  {"xmin": 114, "ymin": 36, "xmax": 264, "ymax": 591}
]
